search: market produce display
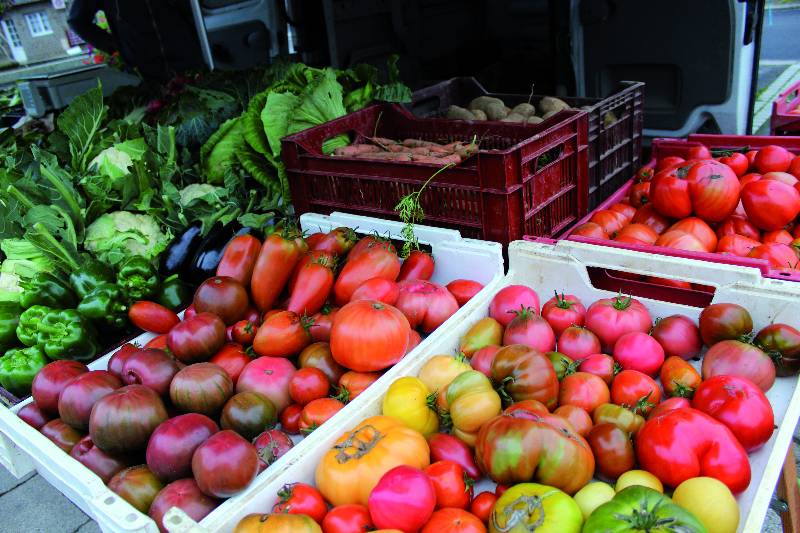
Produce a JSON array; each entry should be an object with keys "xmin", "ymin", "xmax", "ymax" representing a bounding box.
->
[
  {"xmin": 331, "ymin": 137, "xmax": 479, "ymax": 165},
  {"xmin": 228, "ymin": 277, "xmax": 800, "ymax": 533},
  {"xmin": 445, "ymin": 94, "xmax": 573, "ymax": 124},
  {"xmin": 9, "ymin": 222, "xmax": 484, "ymax": 531},
  {"xmin": 571, "ymin": 143, "xmax": 800, "ymax": 276}
]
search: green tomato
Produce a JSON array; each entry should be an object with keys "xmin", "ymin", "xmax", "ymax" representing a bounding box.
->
[
  {"xmin": 573, "ymin": 482, "xmax": 615, "ymax": 519},
  {"xmin": 583, "ymin": 486, "xmax": 708, "ymax": 533},
  {"xmin": 489, "ymin": 482, "xmax": 583, "ymax": 533}
]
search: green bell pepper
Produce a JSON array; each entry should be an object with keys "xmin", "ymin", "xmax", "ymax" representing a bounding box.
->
[
  {"xmin": 19, "ymin": 271, "xmax": 78, "ymax": 309},
  {"xmin": 116, "ymin": 256, "xmax": 159, "ymax": 301},
  {"xmin": 36, "ymin": 309, "xmax": 98, "ymax": 362},
  {"xmin": 0, "ymin": 346, "xmax": 48, "ymax": 397},
  {"xmin": 0, "ymin": 302, "xmax": 21, "ymax": 351},
  {"xmin": 70, "ymin": 258, "xmax": 115, "ymax": 300},
  {"xmin": 16, "ymin": 305, "xmax": 54, "ymax": 347},
  {"xmin": 156, "ymin": 274, "xmax": 192, "ymax": 310},
  {"xmin": 77, "ymin": 283, "xmax": 129, "ymax": 329},
  {"xmin": 582, "ymin": 486, "xmax": 708, "ymax": 533}
]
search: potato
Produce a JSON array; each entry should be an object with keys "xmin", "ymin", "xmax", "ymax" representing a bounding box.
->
[
  {"xmin": 512, "ymin": 103, "xmax": 536, "ymax": 117},
  {"xmin": 485, "ymin": 102, "xmax": 508, "ymax": 120},
  {"xmin": 538, "ymin": 96, "xmax": 571, "ymax": 116},
  {"xmin": 527, "ymin": 115, "xmax": 544, "ymax": 125},
  {"xmin": 468, "ymin": 96, "xmax": 504, "ymax": 112},
  {"xmin": 542, "ymin": 108, "xmax": 562, "ymax": 120},
  {"xmin": 472, "ymin": 109, "xmax": 487, "ymax": 120},
  {"xmin": 501, "ymin": 113, "xmax": 526, "ymax": 123},
  {"xmin": 446, "ymin": 105, "xmax": 476, "ymax": 121},
  {"xmin": 603, "ymin": 111, "xmax": 618, "ymax": 127}
]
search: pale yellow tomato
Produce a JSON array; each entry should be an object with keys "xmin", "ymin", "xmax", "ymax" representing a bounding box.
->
[
  {"xmin": 615, "ymin": 470, "xmax": 664, "ymax": 493},
  {"xmin": 672, "ymin": 477, "xmax": 739, "ymax": 533},
  {"xmin": 417, "ymin": 355, "xmax": 471, "ymax": 393},
  {"xmin": 381, "ymin": 377, "xmax": 439, "ymax": 436},
  {"xmin": 573, "ymin": 482, "xmax": 615, "ymax": 519}
]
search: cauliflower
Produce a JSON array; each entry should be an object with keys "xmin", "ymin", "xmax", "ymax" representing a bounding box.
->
[{"xmin": 84, "ymin": 211, "xmax": 169, "ymax": 266}]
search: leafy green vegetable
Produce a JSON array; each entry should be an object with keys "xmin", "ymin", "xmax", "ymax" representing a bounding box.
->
[
  {"xmin": 88, "ymin": 138, "xmax": 147, "ymax": 180},
  {"xmin": 0, "ymin": 239, "xmax": 55, "ymax": 302},
  {"xmin": 56, "ymin": 82, "xmax": 107, "ymax": 172},
  {"xmin": 84, "ymin": 211, "xmax": 169, "ymax": 266},
  {"xmin": 201, "ymin": 117, "xmax": 243, "ymax": 184}
]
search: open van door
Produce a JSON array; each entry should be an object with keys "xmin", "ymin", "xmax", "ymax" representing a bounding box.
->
[{"xmin": 572, "ymin": 0, "xmax": 763, "ymax": 136}]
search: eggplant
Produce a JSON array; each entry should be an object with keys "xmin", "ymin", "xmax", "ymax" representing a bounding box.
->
[
  {"xmin": 183, "ymin": 222, "xmax": 252, "ymax": 285},
  {"xmin": 160, "ymin": 222, "xmax": 203, "ymax": 276}
]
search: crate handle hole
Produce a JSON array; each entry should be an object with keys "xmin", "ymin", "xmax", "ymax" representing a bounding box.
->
[
  {"xmin": 532, "ymin": 145, "xmax": 563, "ymax": 172},
  {"xmin": 586, "ymin": 267, "xmax": 714, "ymax": 308},
  {"xmin": 104, "ymin": 496, "xmax": 115, "ymax": 506},
  {"xmin": 127, "ymin": 514, "xmax": 138, "ymax": 522},
  {"xmin": 786, "ymin": 90, "xmax": 799, "ymax": 104},
  {"xmin": 322, "ymin": 132, "xmax": 355, "ymax": 155}
]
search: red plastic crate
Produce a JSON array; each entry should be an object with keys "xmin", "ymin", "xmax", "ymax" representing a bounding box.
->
[
  {"xmin": 552, "ymin": 134, "xmax": 800, "ymax": 286},
  {"xmin": 410, "ymin": 77, "xmax": 644, "ymax": 210},
  {"xmin": 282, "ymin": 103, "xmax": 589, "ymax": 244},
  {"xmin": 771, "ymin": 79, "xmax": 800, "ymax": 136}
]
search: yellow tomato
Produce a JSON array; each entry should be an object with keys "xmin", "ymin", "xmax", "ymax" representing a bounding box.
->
[
  {"xmin": 460, "ymin": 317, "xmax": 503, "ymax": 356},
  {"xmin": 234, "ymin": 513, "xmax": 322, "ymax": 533},
  {"xmin": 382, "ymin": 377, "xmax": 439, "ymax": 437},
  {"xmin": 615, "ymin": 470, "xmax": 663, "ymax": 493},
  {"xmin": 672, "ymin": 477, "xmax": 739, "ymax": 533},
  {"xmin": 573, "ymin": 482, "xmax": 615, "ymax": 519},
  {"xmin": 417, "ymin": 355, "xmax": 471, "ymax": 393},
  {"xmin": 490, "ymin": 483, "xmax": 583, "ymax": 533},
  {"xmin": 446, "ymin": 370, "xmax": 501, "ymax": 434}
]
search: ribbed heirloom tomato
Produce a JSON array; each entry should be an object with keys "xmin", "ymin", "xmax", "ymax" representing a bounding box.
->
[
  {"xmin": 330, "ymin": 300, "xmax": 411, "ymax": 372},
  {"xmin": 741, "ymin": 179, "xmax": 800, "ymax": 230},
  {"xmin": 541, "ymin": 293, "xmax": 586, "ymax": 336},
  {"xmin": 584, "ymin": 295, "xmax": 652, "ymax": 352},
  {"xmin": 650, "ymin": 159, "xmax": 739, "ymax": 222}
]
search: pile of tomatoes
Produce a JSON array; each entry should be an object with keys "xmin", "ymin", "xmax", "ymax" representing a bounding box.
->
[
  {"xmin": 15, "ymin": 225, "xmax": 485, "ymax": 532},
  {"xmin": 573, "ymin": 143, "xmax": 800, "ymax": 276},
  {"xmin": 233, "ymin": 284, "xmax": 800, "ymax": 533}
]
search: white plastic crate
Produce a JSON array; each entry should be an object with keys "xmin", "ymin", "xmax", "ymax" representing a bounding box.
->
[
  {"xmin": 164, "ymin": 239, "xmax": 800, "ymax": 533},
  {"xmin": 0, "ymin": 212, "xmax": 504, "ymax": 533}
]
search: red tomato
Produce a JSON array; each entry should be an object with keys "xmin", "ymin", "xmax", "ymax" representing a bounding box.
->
[
  {"xmin": 145, "ymin": 334, "xmax": 168, "ymax": 349},
  {"xmin": 587, "ymin": 423, "xmax": 635, "ymax": 481},
  {"xmin": 337, "ymin": 371, "xmax": 380, "ymax": 402},
  {"xmin": 754, "ymin": 145, "xmax": 793, "ymax": 173},
  {"xmin": 469, "ymin": 492, "xmax": 497, "ymax": 524},
  {"xmin": 323, "ymin": 504, "xmax": 374, "ymax": 533},
  {"xmin": 762, "ymin": 229, "xmax": 794, "ymax": 245},
  {"xmin": 659, "ymin": 356, "xmax": 701, "ymax": 398},
  {"xmin": 252, "ymin": 310, "xmax": 312, "ymax": 357},
  {"xmin": 745, "ymin": 150, "xmax": 759, "ymax": 169},
  {"xmin": 616, "ymin": 223, "xmax": 658, "ymax": 245},
  {"xmin": 396, "ymin": 280, "xmax": 460, "ymax": 333},
  {"xmin": 288, "ymin": 250, "xmax": 336, "ymax": 294},
  {"xmin": 494, "ymin": 485, "xmax": 510, "ymax": 497},
  {"xmin": 286, "ymin": 260, "xmax": 335, "ymax": 316},
  {"xmin": 231, "ymin": 320, "xmax": 257, "ymax": 345},
  {"xmin": 446, "ymin": 279, "xmax": 484, "ymax": 306},
  {"xmin": 656, "ymin": 156, "xmax": 686, "ymax": 172},
  {"xmin": 351, "ymin": 278, "xmax": 400, "ymax": 305},
  {"xmin": 741, "ymin": 178, "xmax": 800, "ymax": 231},
  {"xmin": 650, "ymin": 315, "xmax": 702, "ymax": 360},
  {"xmin": 128, "ymin": 302, "xmax": 180, "ymax": 334},
  {"xmin": 577, "ymin": 353, "xmax": 616, "ymax": 385},
  {"xmin": 273, "ymin": 482, "xmax": 328, "ymax": 524},
  {"xmin": 645, "ymin": 276, "xmax": 692, "ymax": 289},
  {"xmin": 558, "ymin": 372, "xmax": 610, "ymax": 414},
  {"xmin": 635, "ymin": 166, "xmax": 655, "ymax": 182},
  {"xmin": 557, "ymin": 325, "xmax": 601, "ymax": 360},
  {"xmin": 279, "ymin": 404, "xmax": 303, "ymax": 434},
  {"xmin": 739, "ymin": 172, "xmax": 762, "ymax": 191},
  {"xmin": 369, "ymin": 466, "xmax": 436, "ymax": 531},
  {"xmin": 647, "ymin": 396, "xmax": 691, "ymax": 419},
  {"xmin": 609, "ymin": 203, "xmax": 636, "ymax": 222},
  {"xmin": 424, "ymin": 461, "xmax": 473, "ymax": 509},
  {"xmin": 589, "ymin": 209, "xmax": 628, "ymax": 236},
  {"xmin": 289, "ymin": 367, "xmax": 330, "ymax": 405},
  {"xmin": 651, "ymin": 159, "xmax": 740, "ymax": 222},
  {"xmin": 407, "ymin": 330, "xmax": 422, "ymax": 354},
  {"xmin": 668, "ymin": 218, "xmax": 717, "ymax": 252},
  {"xmin": 762, "ymin": 171, "xmax": 799, "ymax": 187},
  {"xmin": 299, "ymin": 398, "xmax": 344, "ymax": 433},
  {"xmin": 716, "ymin": 234, "xmax": 762, "ymax": 257},
  {"xmin": 718, "ymin": 152, "xmax": 749, "ymax": 177},
  {"xmin": 313, "ymin": 227, "xmax": 358, "ymax": 256},
  {"xmin": 631, "ymin": 204, "xmax": 671, "ymax": 234},
  {"xmin": 541, "ymin": 292, "xmax": 586, "ymax": 336},
  {"xmin": 692, "ymin": 375, "xmax": 774, "ymax": 451},
  {"xmin": 422, "ymin": 508, "xmax": 487, "ymax": 533},
  {"xmin": 310, "ymin": 306, "xmax": 338, "ymax": 343},
  {"xmin": 715, "ymin": 216, "xmax": 761, "ymax": 241},
  {"xmin": 428, "ymin": 433, "xmax": 481, "ymax": 480},
  {"xmin": 611, "ymin": 369, "xmax": 661, "ymax": 416},
  {"xmin": 183, "ymin": 304, "xmax": 197, "ymax": 320},
  {"xmin": 250, "ymin": 233, "xmax": 303, "ymax": 311},
  {"xmin": 655, "ymin": 230, "xmax": 707, "ymax": 252},
  {"xmin": 686, "ymin": 145, "xmax": 712, "ymax": 159},
  {"xmin": 348, "ymin": 235, "xmax": 396, "ymax": 262},
  {"xmin": 789, "ymin": 156, "xmax": 800, "ymax": 179},
  {"xmin": 488, "ymin": 285, "xmax": 540, "ymax": 326},
  {"xmin": 502, "ymin": 307, "xmax": 556, "ymax": 353},
  {"xmin": 553, "ymin": 405, "xmax": 593, "ymax": 436},
  {"xmin": 330, "ymin": 300, "xmax": 410, "ymax": 372},
  {"xmin": 305, "ymin": 232, "xmax": 326, "ymax": 250},
  {"xmin": 398, "ymin": 250, "xmax": 435, "ymax": 281},
  {"xmin": 209, "ymin": 343, "xmax": 251, "ymax": 383},
  {"xmin": 629, "ymin": 181, "xmax": 651, "ymax": 209},
  {"xmin": 216, "ymin": 234, "xmax": 261, "ymax": 286},
  {"xmin": 570, "ymin": 222, "xmax": 609, "ymax": 240},
  {"xmin": 613, "ymin": 332, "xmax": 665, "ymax": 377},
  {"xmin": 584, "ymin": 295, "xmax": 652, "ymax": 352},
  {"xmin": 334, "ymin": 246, "xmax": 401, "ymax": 306},
  {"xmin": 748, "ymin": 243, "xmax": 799, "ymax": 269}
]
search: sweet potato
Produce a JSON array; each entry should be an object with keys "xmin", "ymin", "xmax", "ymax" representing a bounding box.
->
[
  {"xmin": 355, "ymin": 152, "xmax": 413, "ymax": 161},
  {"xmin": 412, "ymin": 154, "xmax": 461, "ymax": 164},
  {"xmin": 446, "ymin": 105, "xmax": 475, "ymax": 120},
  {"xmin": 403, "ymin": 139, "xmax": 440, "ymax": 148},
  {"xmin": 334, "ymin": 144, "xmax": 381, "ymax": 156}
]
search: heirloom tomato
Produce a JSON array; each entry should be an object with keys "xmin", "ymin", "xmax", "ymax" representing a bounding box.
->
[
  {"xmin": 613, "ymin": 332, "xmax": 664, "ymax": 376},
  {"xmin": 702, "ymin": 339, "xmax": 775, "ymax": 391},
  {"xmin": 585, "ymin": 295, "xmax": 652, "ymax": 352},
  {"xmin": 557, "ymin": 326, "xmax": 601, "ymax": 360},
  {"xmin": 502, "ymin": 307, "xmax": 556, "ymax": 352},
  {"xmin": 558, "ymin": 372, "xmax": 610, "ymax": 414},
  {"xmin": 582, "ymin": 486, "xmax": 707, "ymax": 533},
  {"xmin": 659, "ymin": 356, "xmax": 701, "ymax": 398},
  {"xmin": 424, "ymin": 460, "xmax": 473, "ymax": 509},
  {"xmin": 755, "ymin": 322, "xmax": 800, "ymax": 376},
  {"xmin": 570, "ymin": 222, "xmax": 609, "ymax": 239},
  {"xmin": 368, "ymin": 466, "xmax": 436, "ymax": 532},
  {"xmin": 272, "ymin": 483, "xmax": 327, "ymax": 524},
  {"xmin": 610, "ymin": 370, "xmax": 661, "ymax": 416},
  {"xmin": 592, "ymin": 403, "xmax": 645, "ymax": 435},
  {"xmin": 459, "ymin": 318, "xmax": 503, "ymax": 357},
  {"xmin": 650, "ymin": 159, "xmax": 739, "ymax": 222},
  {"xmin": 541, "ymin": 292, "xmax": 586, "ymax": 336},
  {"xmin": 489, "ymin": 286, "xmax": 540, "ymax": 326},
  {"xmin": 417, "ymin": 355, "xmax": 471, "ymax": 393},
  {"xmin": 445, "ymin": 370, "xmax": 502, "ymax": 446},
  {"xmin": 491, "ymin": 345, "xmax": 559, "ymax": 409},
  {"xmin": 382, "ymin": 377, "xmax": 439, "ymax": 437},
  {"xmin": 322, "ymin": 505, "xmax": 373, "ymax": 533},
  {"xmin": 422, "ymin": 508, "xmax": 486, "ymax": 533},
  {"xmin": 698, "ymin": 303, "xmax": 753, "ymax": 346},
  {"xmin": 587, "ymin": 423, "xmax": 635, "ymax": 480},
  {"xmin": 330, "ymin": 300, "xmax": 410, "ymax": 372},
  {"xmin": 488, "ymin": 483, "xmax": 582, "ymax": 533},
  {"xmin": 553, "ymin": 404, "xmax": 592, "ymax": 436},
  {"xmin": 741, "ymin": 179, "xmax": 800, "ymax": 230}
]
